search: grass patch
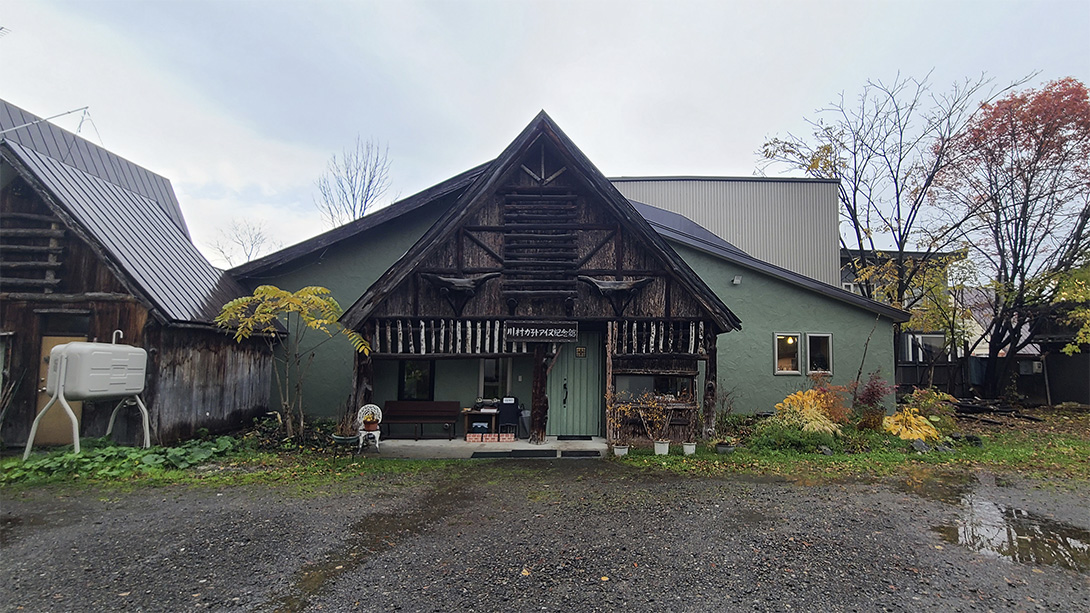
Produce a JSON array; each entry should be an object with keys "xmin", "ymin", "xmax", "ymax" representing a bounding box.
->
[
  {"xmin": 1, "ymin": 437, "xmax": 460, "ymax": 493},
  {"xmin": 614, "ymin": 431, "xmax": 1090, "ymax": 481}
]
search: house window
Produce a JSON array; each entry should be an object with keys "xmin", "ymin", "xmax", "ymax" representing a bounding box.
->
[
  {"xmin": 775, "ymin": 333, "xmax": 801, "ymax": 374},
  {"xmin": 615, "ymin": 374, "xmax": 694, "ymax": 398},
  {"xmin": 479, "ymin": 358, "xmax": 510, "ymax": 399},
  {"xmin": 398, "ymin": 360, "xmax": 434, "ymax": 401},
  {"xmin": 807, "ymin": 334, "xmax": 832, "ymax": 374},
  {"xmin": 902, "ymin": 334, "xmax": 947, "ymax": 363}
]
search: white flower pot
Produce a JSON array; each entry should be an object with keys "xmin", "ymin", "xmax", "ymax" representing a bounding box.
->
[
  {"xmin": 682, "ymin": 442, "xmax": 696, "ymax": 455},
  {"xmin": 613, "ymin": 445, "xmax": 629, "ymax": 457},
  {"xmin": 653, "ymin": 440, "xmax": 670, "ymax": 455}
]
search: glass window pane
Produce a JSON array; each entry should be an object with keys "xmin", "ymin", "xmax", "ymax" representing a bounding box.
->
[
  {"xmin": 808, "ymin": 335, "xmax": 831, "ymax": 373},
  {"xmin": 776, "ymin": 334, "xmax": 800, "ymax": 373},
  {"xmin": 399, "ymin": 360, "xmax": 434, "ymax": 401},
  {"xmin": 481, "ymin": 358, "xmax": 508, "ymax": 399}
]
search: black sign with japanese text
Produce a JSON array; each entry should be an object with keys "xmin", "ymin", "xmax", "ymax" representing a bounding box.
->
[{"xmin": 503, "ymin": 321, "xmax": 578, "ymax": 343}]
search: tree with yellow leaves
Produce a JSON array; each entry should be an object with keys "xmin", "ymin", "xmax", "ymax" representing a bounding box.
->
[{"xmin": 216, "ymin": 285, "xmax": 369, "ymax": 439}]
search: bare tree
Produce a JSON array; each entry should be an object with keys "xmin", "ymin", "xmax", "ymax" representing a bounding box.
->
[
  {"xmin": 761, "ymin": 73, "xmax": 1033, "ymax": 371},
  {"xmin": 761, "ymin": 73, "xmax": 1028, "ymax": 310},
  {"xmin": 314, "ymin": 135, "xmax": 391, "ymax": 228},
  {"xmin": 208, "ymin": 219, "xmax": 281, "ymax": 267}
]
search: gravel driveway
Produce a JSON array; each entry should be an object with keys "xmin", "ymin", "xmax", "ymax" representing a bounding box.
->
[{"xmin": 2, "ymin": 460, "xmax": 1088, "ymax": 612}]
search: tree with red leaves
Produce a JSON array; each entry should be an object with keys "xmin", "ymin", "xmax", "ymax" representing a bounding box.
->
[{"xmin": 935, "ymin": 78, "xmax": 1090, "ymax": 397}]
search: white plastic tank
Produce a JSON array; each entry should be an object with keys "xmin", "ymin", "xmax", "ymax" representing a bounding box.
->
[{"xmin": 45, "ymin": 342, "xmax": 147, "ymax": 400}]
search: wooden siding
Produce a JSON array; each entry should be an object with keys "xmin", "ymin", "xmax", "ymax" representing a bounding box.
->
[
  {"xmin": 369, "ymin": 143, "xmax": 714, "ymax": 328},
  {"xmin": 144, "ymin": 327, "xmax": 273, "ymax": 444},
  {"xmin": 1, "ymin": 175, "xmax": 272, "ymax": 446},
  {"xmin": 2, "ymin": 176, "xmax": 129, "ymax": 295}
]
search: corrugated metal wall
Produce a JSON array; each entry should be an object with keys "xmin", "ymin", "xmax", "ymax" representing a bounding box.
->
[{"xmin": 613, "ymin": 178, "xmax": 841, "ymax": 286}]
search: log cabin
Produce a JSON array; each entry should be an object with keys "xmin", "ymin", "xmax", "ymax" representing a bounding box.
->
[{"xmin": 0, "ymin": 99, "xmax": 271, "ymax": 447}]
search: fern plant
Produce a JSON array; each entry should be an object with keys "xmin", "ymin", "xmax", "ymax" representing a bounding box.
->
[{"xmin": 216, "ymin": 285, "xmax": 369, "ymax": 438}]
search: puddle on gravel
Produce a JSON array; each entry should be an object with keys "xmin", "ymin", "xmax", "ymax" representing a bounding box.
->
[
  {"xmin": 895, "ymin": 468, "xmax": 1090, "ymax": 574},
  {"xmin": 268, "ymin": 481, "xmax": 474, "ymax": 613}
]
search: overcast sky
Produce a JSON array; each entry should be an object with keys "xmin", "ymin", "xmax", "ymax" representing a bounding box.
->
[{"xmin": 3, "ymin": 0, "xmax": 1088, "ymax": 267}]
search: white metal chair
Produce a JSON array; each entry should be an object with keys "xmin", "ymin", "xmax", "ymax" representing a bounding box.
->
[{"xmin": 356, "ymin": 404, "xmax": 382, "ymax": 452}]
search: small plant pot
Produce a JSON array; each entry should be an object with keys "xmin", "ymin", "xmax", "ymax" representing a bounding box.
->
[
  {"xmin": 331, "ymin": 434, "xmax": 358, "ymax": 446},
  {"xmin": 362, "ymin": 422, "xmax": 380, "ymax": 432},
  {"xmin": 715, "ymin": 443, "xmax": 735, "ymax": 454},
  {"xmin": 613, "ymin": 445, "xmax": 629, "ymax": 457},
  {"xmin": 653, "ymin": 440, "xmax": 670, "ymax": 455},
  {"xmin": 682, "ymin": 442, "xmax": 696, "ymax": 456}
]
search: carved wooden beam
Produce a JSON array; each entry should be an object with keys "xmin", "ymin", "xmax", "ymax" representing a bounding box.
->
[
  {"xmin": 577, "ymin": 276, "xmax": 654, "ymax": 317},
  {"xmin": 419, "ymin": 272, "xmax": 500, "ymax": 317}
]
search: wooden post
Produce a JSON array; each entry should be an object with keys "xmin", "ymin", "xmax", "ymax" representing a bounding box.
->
[
  {"xmin": 605, "ymin": 321, "xmax": 615, "ymax": 442},
  {"xmin": 529, "ymin": 342, "xmax": 549, "ymax": 444},
  {"xmin": 703, "ymin": 328, "xmax": 717, "ymax": 436},
  {"xmin": 352, "ymin": 351, "xmax": 374, "ymax": 409}
]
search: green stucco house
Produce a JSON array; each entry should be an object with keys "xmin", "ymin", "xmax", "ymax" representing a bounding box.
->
[{"xmin": 232, "ymin": 113, "xmax": 908, "ymax": 439}]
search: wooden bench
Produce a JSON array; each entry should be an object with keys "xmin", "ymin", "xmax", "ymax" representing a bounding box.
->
[{"xmin": 381, "ymin": 401, "xmax": 461, "ymax": 440}]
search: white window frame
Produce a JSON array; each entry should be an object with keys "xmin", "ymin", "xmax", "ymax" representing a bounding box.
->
[
  {"xmin": 774, "ymin": 333, "xmax": 802, "ymax": 375},
  {"xmin": 902, "ymin": 333, "xmax": 947, "ymax": 363},
  {"xmin": 806, "ymin": 333, "xmax": 833, "ymax": 375}
]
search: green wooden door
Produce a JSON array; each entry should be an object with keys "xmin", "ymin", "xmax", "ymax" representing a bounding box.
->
[{"xmin": 546, "ymin": 332, "xmax": 603, "ymax": 437}]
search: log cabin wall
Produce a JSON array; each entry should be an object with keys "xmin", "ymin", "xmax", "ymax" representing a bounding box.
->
[
  {"xmin": 144, "ymin": 326, "xmax": 273, "ymax": 444},
  {"xmin": 1, "ymin": 176, "xmax": 271, "ymax": 446},
  {"xmin": 2, "ymin": 177, "xmax": 151, "ymax": 444},
  {"xmin": 369, "ymin": 140, "xmax": 713, "ymax": 328}
]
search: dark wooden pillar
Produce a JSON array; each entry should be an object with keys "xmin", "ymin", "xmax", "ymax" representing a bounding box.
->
[
  {"xmin": 352, "ymin": 352, "xmax": 374, "ymax": 409},
  {"xmin": 529, "ymin": 342, "xmax": 549, "ymax": 443},
  {"xmin": 604, "ymin": 321, "xmax": 615, "ymax": 442},
  {"xmin": 702, "ymin": 329, "xmax": 717, "ymax": 436}
]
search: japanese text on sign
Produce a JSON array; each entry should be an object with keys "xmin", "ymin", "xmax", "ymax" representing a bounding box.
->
[{"xmin": 504, "ymin": 321, "xmax": 578, "ymax": 343}]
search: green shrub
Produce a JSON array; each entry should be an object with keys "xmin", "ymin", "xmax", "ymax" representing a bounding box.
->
[
  {"xmin": 750, "ymin": 421, "xmax": 840, "ymax": 453},
  {"xmin": 715, "ymin": 411, "xmax": 758, "ymax": 441},
  {"xmin": 903, "ymin": 387, "xmax": 958, "ymax": 434},
  {"xmin": 1, "ymin": 436, "xmax": 237, "ymax": 485}
]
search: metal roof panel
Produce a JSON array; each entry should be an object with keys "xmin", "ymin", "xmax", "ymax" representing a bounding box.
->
[{"xmin": 2, "ymin": 141, "xmax": 245, "ymax": 323}]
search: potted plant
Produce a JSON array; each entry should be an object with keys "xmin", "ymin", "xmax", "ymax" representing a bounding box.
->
[
  {"xmin": 682, "ymin": 407, "xmax": 698, "ymax": 455},
  {"xmin": 713, "ymin": 391, "xmax": 738, "ymax": 453},
  {"xmin": 332, "ymin": 397, "xmax": 360, "ymax": 445},
  {"xmin": 606, "ymin": 392, "xmax": 634, "ymax": 457},
  {"xmin": 631, "ymin": 392, "xmax": 671, "ymax": 455},
  {"xmin": 715, "ymin": 437, "xmax": 737, "ymax": 454}
]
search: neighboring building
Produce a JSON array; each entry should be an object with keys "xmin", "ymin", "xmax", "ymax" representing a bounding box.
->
[
  {"xmin": 235, "ymin": 113, "xmax": 907, "ymax": 434},
  {"xmin": 0, "ymin": 99, "xmax": 271, "ymax": 447},
  {"xmin": 613, "ymin": 176, "xmax": 841, "ymax": 286},
  {"xmin": 838, "ymin": 248, "xmax": 968, "ymax": 391}
]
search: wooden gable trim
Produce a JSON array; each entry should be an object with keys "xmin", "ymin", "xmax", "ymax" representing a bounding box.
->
[{"xmin": 341, "ymin": 112, "xmax": 741, "ymax": 333}]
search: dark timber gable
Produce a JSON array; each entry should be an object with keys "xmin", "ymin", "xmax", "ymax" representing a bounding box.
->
[
  {"xmin": 341, "ymin": 112, "xmax": 740, "ymax": 441},
  {"xmin": 342, "ymin": 112, "xmax": 739, "ymax": 334}
]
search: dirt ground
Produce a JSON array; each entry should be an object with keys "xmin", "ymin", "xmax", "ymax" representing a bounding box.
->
[
  {"xmin": 2, "ymin": 460, "xmax": 1088, "ymax": 613},
  {"xmin": 955, "ymin": 404, "xmax": 1090, "ymax": 438}
]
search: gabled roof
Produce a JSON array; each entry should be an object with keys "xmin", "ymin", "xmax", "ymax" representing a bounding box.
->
[
  {"xmin": 232, "ymin": 161, "xmax": 491, "ymax": 279},
  {"xmin": 1, "ymin": 139, "xmax": 245, "ymax": 324},
  {"xmin": 636, "ymin": 199, "xmax": 910, "ymax": 322},
  {"xmin": 341, "ymin": 111, "xmax": 742, "ymax": 333},
  {"xmin": 0, "ymin": 99, "xmax": 190, "ymax": 237}
]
